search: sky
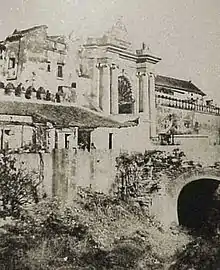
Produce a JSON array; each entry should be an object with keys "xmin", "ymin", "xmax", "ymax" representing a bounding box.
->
[{"xmin": 0, "ymin": 0, "xmax": 220, "ymax": 102}]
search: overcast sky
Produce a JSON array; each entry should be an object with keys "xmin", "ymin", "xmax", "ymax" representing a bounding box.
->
[{"xmin": 0, "ymin": 0, "xmax": 220, "ymax": 102}]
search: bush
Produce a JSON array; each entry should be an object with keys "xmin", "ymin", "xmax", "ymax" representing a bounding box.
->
[
  {"xmin": 0, "ymin": 189, "xmax": 190, "ymax": 269},
  {"xmin": 0, "ymin": 149, "xmax": 197, "ymax": 269},
  {"xmin": 113, "ymin": 148, "xmax": 201, "ymax": 207},
  {"xmin": 171, "ymin": 236, "xmax": 220, "ymax": 270},
  {"xmin": 0, "ymin": 152, "xmax": 42, "ymax": 218}
]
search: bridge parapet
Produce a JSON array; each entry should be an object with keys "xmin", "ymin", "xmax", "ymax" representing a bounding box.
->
[
  {"xmin": 166, "ymin": 167, "xmax": 220, "ymax": 198},
  {"xmin": 150, "ymin": 166, "xmax": 220, "ymax": 228}
]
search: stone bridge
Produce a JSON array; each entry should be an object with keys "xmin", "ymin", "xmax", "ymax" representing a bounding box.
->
[{"xmin": 150, "ymin": 166, "xmax": 220, "ymax": 228}]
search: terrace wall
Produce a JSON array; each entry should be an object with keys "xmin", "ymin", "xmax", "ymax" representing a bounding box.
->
[
  {"xmin": 14, "ymin": 149, "xmax": 118, "ymax": 200},
  {"xmin": 156, "ymin": 96, "xmax": 220, "ymax": 145}
]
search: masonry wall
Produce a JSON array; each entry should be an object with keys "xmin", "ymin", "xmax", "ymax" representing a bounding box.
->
[
  {"xmin": 157, "ymin": 105, "xmax": 220, "ymax": 145},
  {"xmin": 1, "ymin": 27, "xmax": 78, "ymax": 97},
  {"xmin": 14, "ymin": 149, "xmax": 118, "ymax": 200},
  {"xmin": 14, "ymin": 152, "xmax": 53, "ymax": 196},
  {"xmin": 11, "ymin": 143, "xmax": 220, "ymax": 229},
  {"xmin": 91, "ymin": 123, "xmax": 151, "ymax": 152},
  {"xmin": 20, "ymin": 28, "xmax": 69, "ymax": 93},
  {"xmin": 0, "ymin": 124, "xmax": 33, "ymax": 149},
  {"xmin": 150, "ymin": 145, "xmax": 220, "ymax": 227}
]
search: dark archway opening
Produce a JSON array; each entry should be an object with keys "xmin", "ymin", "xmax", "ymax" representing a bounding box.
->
[
  {"xmin": 178, "ymin": 179, "xmax": 220, "ymax": 236},
  {"xmin": 118, "ymin": 75, "xmax": 134, "ymax": 114}
]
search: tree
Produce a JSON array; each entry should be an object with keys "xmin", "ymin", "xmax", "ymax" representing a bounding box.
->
[{"xmin": 0, "ymin": 151, "xmax": 42, "ymax": 218}]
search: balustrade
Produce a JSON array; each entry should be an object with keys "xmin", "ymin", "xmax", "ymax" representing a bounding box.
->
[{"xmin": 155, "ymin": 95, "xmax": 220, "ymax": 116}]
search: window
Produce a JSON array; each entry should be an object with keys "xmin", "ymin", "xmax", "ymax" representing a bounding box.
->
[
  {"xmin": 0, "ymin": 49, "xmax": 4, "ymax": 60},
  {"xmin": 47, "ymin": 64, "xmax": 51, "ymax": 72},
  {"xmin": 8, "ymin": 57, "xmax": 16, "ymax": 69},
  {"xmin": 78, "ymin": 130, "xmax": 91, "ymax": 151},
  {"xmin": 109, "ymin": 133, "xmax": 113, "ymax": 150},
  {"xmin": 57, "ymin": 86, "xmax": 63, "ymax": 93},
  {"xmin": 71, "ymin": 82, "xmax": 76, "ymax": 88},
  {"xmin": 65, "ymin": 134, "xmax": 71, "ymax": 149},
  {"xmin": 57, "ymin": 65, "xmax": 63, "ymax": 78}
]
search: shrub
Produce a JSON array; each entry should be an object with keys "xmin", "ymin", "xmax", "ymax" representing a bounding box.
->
[
  {"xmin": 0, "ymin": 189, "xmax": 190, "ymax": 269},
  {"xmin": 0, "ymin": 152, "xmax": 42, "ymax": 218},
  {"xmin": 113, "ymin": 148, "xmax": 200, "ymax": 206},
  {"xmin": 171, "ymin": 236, "xmax": 220, "ymax": 270}
]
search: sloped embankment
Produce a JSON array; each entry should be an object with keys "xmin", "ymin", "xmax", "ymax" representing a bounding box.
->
[{"xmin": 0, "ymin": 188, "xmax": 190, "ymax": 269}]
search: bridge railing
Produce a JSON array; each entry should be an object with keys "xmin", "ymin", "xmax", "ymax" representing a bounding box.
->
[{"xmin": 155, "ymin": 94, "xmax": 220, "ymax": 116}]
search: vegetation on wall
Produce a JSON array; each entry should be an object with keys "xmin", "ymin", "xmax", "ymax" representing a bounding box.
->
[
  {"xmin": 0, "ymin": 150, "xmax": 219, "ymax": 269},
  {"xmin": 112, "ymin": 148, "xmax": 201, "ymax": 208}
]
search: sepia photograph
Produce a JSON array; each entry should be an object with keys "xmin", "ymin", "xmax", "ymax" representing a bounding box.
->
[{"xmin": 0, "ymin": 0, "xmax": 220, "ymax": 269}]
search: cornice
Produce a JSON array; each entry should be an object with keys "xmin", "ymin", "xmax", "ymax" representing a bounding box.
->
[{"xmin": 84, "ymin": 43, "xmax": 161, "ymax": 64}]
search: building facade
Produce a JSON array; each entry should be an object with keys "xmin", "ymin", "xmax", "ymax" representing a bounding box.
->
[
  {"xmin": 0, "ymin": 25, "xmax": 77, "ymax": 103},
  {"xmin": 0, "ymin": 20, "xmax": 219, "ymax": 152}
]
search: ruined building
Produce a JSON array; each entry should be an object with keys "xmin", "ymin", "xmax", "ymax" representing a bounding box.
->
[{"xmin": 0, "ymin": 20, "xmax": 219, "ymax": 153}]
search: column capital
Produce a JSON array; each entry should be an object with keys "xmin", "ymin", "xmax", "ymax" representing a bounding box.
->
[
  {"xmin": 136, "ymin": 71, "xmax": 146, "ymax": 78},
  {"xmin": 96, "ymin": 62, "xmax": 120, "ymax": 70},
  {"xmin": 109, "ymin": 63, "xmax": 119, "ymax": 70},
  {"xmin": 148, "ymin": 72, "xmax": 155, "ymax": 78},
  {"xmin": 96, "ymin": 63, "xmax": 108, "ymax": 69}
]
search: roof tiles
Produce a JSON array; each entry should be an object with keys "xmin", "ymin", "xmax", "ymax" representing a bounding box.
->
[{"xmin": 156, "ymin": 75, "xmax": 206, "ymax": 96}]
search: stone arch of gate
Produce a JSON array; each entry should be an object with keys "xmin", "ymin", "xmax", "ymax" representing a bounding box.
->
[{"xmin": 150, "ymin": 167, "xmax": 220, "ymax": 227}]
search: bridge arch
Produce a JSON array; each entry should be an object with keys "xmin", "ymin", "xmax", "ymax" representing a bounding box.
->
[
  {"xmin": 177, "ymin": 178, "xmax": 220, "ymax": 231},
  {"xmin": 150, "ymin": 168, "xmax": 220, "ymax": 228}
]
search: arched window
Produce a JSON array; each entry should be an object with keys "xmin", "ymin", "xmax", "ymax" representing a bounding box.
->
[{"xmin": 118, "ymin": 75, "xmax": 134, "ymax": 114}]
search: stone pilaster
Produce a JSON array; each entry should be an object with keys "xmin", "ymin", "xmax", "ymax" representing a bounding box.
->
[
  {"xmin": 143, "ymin": 72, "xmax": 149, "ymax": 116},
  {"xmin": 148, "ymin": 73, "xmax": 157, "ymax": 138},
  {"xmin": 96, "ymin": 63, "xmax": 101, "ymax": 108},
  {"xmin": 136, "ymin": 71, "xmax": 149, "ymax": 116},
  {"xmin": 110, "ymin": 63, "xmax": 119, "ymax": 115},
  {"xmin": 93, "ymin": 60, "xmax": 100, "ymax": 107},
  {"xmin": 96, "ymin": 63, "xmax": 106, "ymax": 111},
  {"xmin": 102, "ymin": 64, "xmax": 111, "ymax": 115},
  {"xmin": 135, "ymin": 73, "xmax": 140, "ymax": 114}
]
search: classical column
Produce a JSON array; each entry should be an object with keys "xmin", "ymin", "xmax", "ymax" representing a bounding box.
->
[
  {"xmin": 148, "ymin": 73, "xmax": 157, "ymax": 138},
  {"xmin": 110, "ymin": 63, "xmax": 119, "ymax": 114},
  {"xmin": 135, "ymin": 73, "xmax": 140, "ymax": 114},
  {"xmin": 143, "ymin": 72, "xmax": 149, "ymax": 115},
  {"xmin": 136, "ymin": 71, "xmax": 149, "ymax": 115},
  {"xmin": 92, "ymin": 60, "xmax": 100, "ymax": 107},
  {"xmin": 102, "ymin": 64, "xmax": 111, "ymax": 115},
  {"xmin": 96, "ymin": 63, "xmax": 106, "ymax": 111},
  {"xmin": 96, "ymin": 63, "xmax": 102, "ymax": 109}
]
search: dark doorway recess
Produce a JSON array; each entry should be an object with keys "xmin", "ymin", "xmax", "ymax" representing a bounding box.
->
[{"xmin": 178, "ymin": 179, "xmax": 220, "ymax": 236}]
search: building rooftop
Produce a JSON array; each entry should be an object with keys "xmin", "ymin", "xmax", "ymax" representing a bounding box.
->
[
  {"xmin": 0, "ymin": 101, "xmax": 134, "ymax": 129},
  {"xmin": 156, "ymin": 75, "xmax": 206, "ymax": 96},
  {"xmin": 5, "ymin": 25, "xmax": 48, "ymax": 41},
  {"xmin": 12, "ymin": 25, "xmax": 48, "ymax": 36}
]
